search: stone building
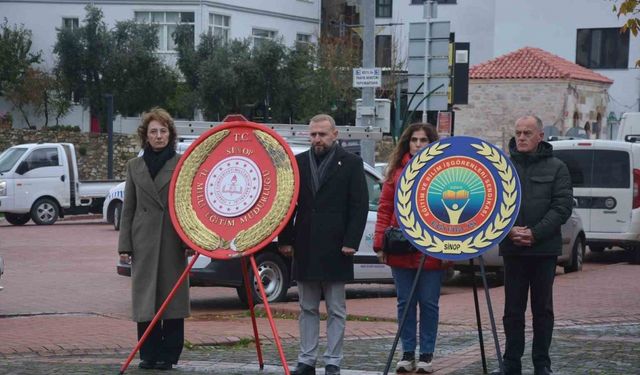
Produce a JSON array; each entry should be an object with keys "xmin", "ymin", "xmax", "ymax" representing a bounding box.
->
[{"xmin": 455, "ymin": 47, "xmax": 613, "ymax": 149}]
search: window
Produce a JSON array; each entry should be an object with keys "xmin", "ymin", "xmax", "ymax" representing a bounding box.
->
[
  {"xmin": 134, "ymin": 11, "xmax": 195, "ymax": 51},
  {"xmin": 376, "ymin": 0, "xmax": 392, "ymax": 18},
  {"xmin": 576, "ymin": 28, "xmax": 629, "ymax": 69},
  {"xmin": 376, "ymin": 35, "xmax": 392, "ymax": 68},
  {"xmin": 296, "ymin": 33, "xmax": 312, "ymax": 45},
  {"xmin": 366, "ymin": 173, "xmax": 382, "ymax": 211},
  {"xmin": 23, "ymin": 148, "xmax": 60, "ymax": 173},
  {"xmin": 209, "ymin": 13, "xmax": 230, "ymax": 42},
  {"xmin": 252, "ymin": 28, "xmax": 277, "ymax": 48},
  {"xmin": 554, "ymin": 150, "xmax": 630, "ymax": 189},
  {"xmin": 411, "ymin": 0, "xmax": 457, "ymax": 4},
  {"xmin": 62, "ymin": 17, "xmax": 79, "ymax": 30}
]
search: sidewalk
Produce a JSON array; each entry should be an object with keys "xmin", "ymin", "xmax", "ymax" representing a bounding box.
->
[{"xmin": 2, "ymin": 262, "xmax": 640, "ymax": 374}]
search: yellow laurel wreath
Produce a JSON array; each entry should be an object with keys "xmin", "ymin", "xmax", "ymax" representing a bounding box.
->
[
  {"xmin": 231, "ymin": 130, "xmax": 295, "ymax": 252},
  {"xmin": 174, "ymin": 130, "xmax": 229, "ymax": 251},
  {"xmin": 173, "ymin": 129, "xmax": 295, "ymax": 254},
  {"xmin": 396, "ymin": 142, "xmax": 518, "ymax": 254}
]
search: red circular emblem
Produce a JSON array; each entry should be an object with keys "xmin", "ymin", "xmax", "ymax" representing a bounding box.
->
[{"xmin": 169, "ymin": 121, "xmax": 299, "ymax": 259}]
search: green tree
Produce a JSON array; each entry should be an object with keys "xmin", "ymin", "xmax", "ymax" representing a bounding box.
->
[
  {"xmin": 5, "ymin": 68, "xmax": 52, "ymax": 128},
  {"xmin": 614, "ymin": 0, "xmax": 640, "ymax": 65},
  {"xmin": 54, "ymin": 5, "xmax": 109, "ymax": 127},
  {"xmin": 5, "ymin": 68, "xmax": 72, "ymax": 128},
  {"xmin": 103, "ymin": 20, "xmax": 178, "ymax": 116},
  {"xmin": 0, "ymin": 18, "xmax": 41, "ymax": 96},
  {"xmin": 54, "ymin": 6, "xmax": 178, "ymax": 128}
]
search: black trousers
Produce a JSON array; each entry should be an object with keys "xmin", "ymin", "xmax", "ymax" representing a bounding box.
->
[
  {"xmin": 137, "ymin": 319, "xmax": 184, "ymax": 364},
  {"xmin": 502, "ymin": 256, "xmax": 557, "ymax": 373}
]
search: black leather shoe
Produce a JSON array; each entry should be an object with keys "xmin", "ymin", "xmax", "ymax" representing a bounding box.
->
[
  {"xmin": 534, "ymin": 367, "xmax": 552, "ymax": 375},
  {"xmin": 290, "ymin": 362, "xmax": 316, "ymax": 375},
  {"xmin": 154, "ymin": 361, "xmax": 173, "ymax": 370},
  {"xmin": 325, "ymin": 364, "xmax": 340, "ymax": 375},
  {"xmin": 138, "ymin": 360, "xmax": 155, "ymax": 369}
]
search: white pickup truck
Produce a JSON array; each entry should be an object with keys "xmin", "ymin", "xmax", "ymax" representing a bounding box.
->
[{"xmin": 0, "ymin": 142, "xmax": 122, "ymax": 225}]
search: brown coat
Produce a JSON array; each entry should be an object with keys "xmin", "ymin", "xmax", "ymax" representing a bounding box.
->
[{"xmin": 118, "ymin": 155, "xmax": 190, "ymax": 322}]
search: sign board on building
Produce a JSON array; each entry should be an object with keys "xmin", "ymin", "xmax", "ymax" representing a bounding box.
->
[{"xmin": 353, "ymin": 68, "xmax": 382, "ymax": 88}]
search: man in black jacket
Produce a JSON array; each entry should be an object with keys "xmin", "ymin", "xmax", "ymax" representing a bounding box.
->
[
  {"xmin": 495, "ymin": 115, "xmax": 573, "ymax": 375},
  {"xmin": 279, "ymin": 114, "xmax": 369, "ymax": 375}
]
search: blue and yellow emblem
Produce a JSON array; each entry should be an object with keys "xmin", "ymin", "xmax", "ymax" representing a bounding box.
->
[{"xmin": 395, "ymin": 136, "xmax": 521, "ymax": 260}]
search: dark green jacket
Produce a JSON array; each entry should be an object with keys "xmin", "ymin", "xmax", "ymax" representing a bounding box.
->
[{"xmin": 499, "ymin": 138, "xmax": 573, "ymax": 257}]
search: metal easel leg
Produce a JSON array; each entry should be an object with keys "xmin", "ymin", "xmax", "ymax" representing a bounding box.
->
[
  {"xmin": 478, "ymin": 255, "xmax": 504, "ymax": 374},
  {"xmin": 241, "ymin": 256, "xmax": 264, "ymax": 369},
  {"xmin": 470, "ymin": 258, "xmax": 488, "ymax": 374},
  {"xmin": 249, "ymin": 255, "xmax": 290, "ymax": 375},
  {"xmin": 119, "ymin": 253, "xmax": 200, "ymax": 374},
  {"xmin": 383, "ymin": 253, "xmax": 427, "ymax": 375}
]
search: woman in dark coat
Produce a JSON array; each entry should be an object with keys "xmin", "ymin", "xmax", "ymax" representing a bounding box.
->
[
  {"xmin": 118, "ymin": 108, "xmax": 190, "ymax": 371},
  {"xmin": 374, "ymin": 123, "xmax": 447, "ymax": 374}
]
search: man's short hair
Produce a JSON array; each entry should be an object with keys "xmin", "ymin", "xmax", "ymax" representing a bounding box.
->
[
  {"xmin": 516, "ymin": 115, "xmax": 544, "ymax": 131},
  {"xmin": 309, "ymin": 114, "xmax": 336, "ymax": 128}
]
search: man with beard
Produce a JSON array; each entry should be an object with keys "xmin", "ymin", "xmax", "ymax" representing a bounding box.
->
[{"xmin": 279, "ymin": 114, "xmax": 369, "ymax": 375}]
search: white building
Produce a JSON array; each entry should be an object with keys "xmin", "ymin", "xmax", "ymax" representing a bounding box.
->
[
  {"xmin": 0, "ymin": 0, "xmax": 321, "ymax": 129},
  {"xmin": 371, "ymin": 0, "xmax": 638, "ymax": 118}
]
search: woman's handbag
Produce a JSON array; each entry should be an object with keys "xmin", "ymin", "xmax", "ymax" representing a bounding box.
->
[{"xmin": 382, "ymin": 227, "xmax": 417, "ymax": 254}]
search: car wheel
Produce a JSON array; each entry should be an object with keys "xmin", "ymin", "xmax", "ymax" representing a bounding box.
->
[
  {"xmin": 236, "ymin": 252, "xmax": 290, "ymax": 307},
  {"xmin": 113, "ymin": 201, "xmax": 122, "ymax": 231},
  {"xmin": 30, "ymin": 198, "xmax": 59, "ymax": 225},
  {"xmin": 589, "ymin": 245, "xmax": 605, "ymax": 253},
  {"xmin": 564, "ymin": 237, "xmax": 584, "ymax": 273},
  {"xmin": 4, "ymin": 213, "xmax": 31, "ymax": 226}
]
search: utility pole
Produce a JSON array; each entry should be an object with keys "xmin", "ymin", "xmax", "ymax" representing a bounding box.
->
[
  {"xmin": 105, "ymin": 94, "xmax": 114, "ymax": 180},
  {"xmin": 422, "ymin": 1, "xmax": 436, "ymax": 123},
  {"xmin": 357, "ymin": 0, "xmax": 376, "ymax": 166}
]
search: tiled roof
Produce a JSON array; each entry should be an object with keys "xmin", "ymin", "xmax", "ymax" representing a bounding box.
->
[{"xmin": 469, "ymin": 47, "xmax": 613, "ymax": 84}]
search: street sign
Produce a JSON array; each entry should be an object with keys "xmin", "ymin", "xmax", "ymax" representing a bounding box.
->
[
  {"xmin": 407, "ymin": 21, "xmax": 451, "ymax": 112},
  {"xmin": 353, "ymin": 68, "xmax": 382, "ymax": 88},
  {"xmin": 437, "ymin": 111, "xmax": 452, "ymax": 138}
]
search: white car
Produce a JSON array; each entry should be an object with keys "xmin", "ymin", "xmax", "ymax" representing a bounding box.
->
[
  {"xmin": 103, "ymin": 138, "xmax": 196, "ymax": 230},
  {"xmin": 453, "ymin": 208, "xmax": 586, "ymax": 277},
  {"xmin": 552, "ymin": 139, "xmax": 640, "ymax": 264}
]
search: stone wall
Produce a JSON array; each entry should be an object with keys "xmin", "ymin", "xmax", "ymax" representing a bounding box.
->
[
  {"xmin": 0, "ymin": 129, "xmax": 139, "ymax": 180},
  {"xmin": 454, "ymin": 79, "xmax": 611, "ymax": 149},
  {"xmin": 454, "ymin": 79, "xmax": 566, "ymax": 150},
  {"xmin": 0, "ymin": 129, "xmax": 395, "ymax": 180}
]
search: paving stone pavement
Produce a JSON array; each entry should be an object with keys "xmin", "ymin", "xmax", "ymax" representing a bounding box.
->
[{"xmin": 1, "ymin": 321, "xmax": 638, "ymax": 374}]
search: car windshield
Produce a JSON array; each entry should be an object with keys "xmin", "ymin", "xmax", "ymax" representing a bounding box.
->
[{"xmin": 0, "ymin": 147, "xmax": 28, "ymax": 173}]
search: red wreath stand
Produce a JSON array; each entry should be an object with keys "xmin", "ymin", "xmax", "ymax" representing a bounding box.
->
[{"xmin": 119, "ymin": 119, "xmax": 299, "ymax": 374}]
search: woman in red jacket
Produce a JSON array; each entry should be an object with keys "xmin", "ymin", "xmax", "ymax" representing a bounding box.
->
[{"xmin": 374, "ymin": 123, "xmax": 445, "ymax": 374}]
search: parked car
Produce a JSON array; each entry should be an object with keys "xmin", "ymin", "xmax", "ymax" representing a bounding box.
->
[
  {"xmin": 552, "ymin": 139, "xmax": 640, "ymax": 264},
  {"xmin": 117, "ymin": 144, "xmax": 393, "ymax": 306},
  {"xmin": 454, "ymin": 208, "xmax": 586, "ymax": 276},
  {"xmin": 0, "ymin": 143, "xmax": 122, "ymax": 225},
  {"xmin": 103, "ymin": 138, "xmax": 196, "ymax": 230},
  {"xmin": 616, "ymin": 112, "xmax": 640, "ymax": 142}
]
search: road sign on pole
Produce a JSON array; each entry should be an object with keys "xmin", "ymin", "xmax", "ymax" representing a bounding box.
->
[
  {"xmin": 407, "ymin": 15, "xmax": 451, "ymax": 113},
  {"xmin": 353, "ymin": 68, "xmax": 382, "ymax": 88}
]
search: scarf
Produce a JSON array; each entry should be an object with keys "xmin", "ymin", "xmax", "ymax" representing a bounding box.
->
[
  {"xmin": 142, "ymin": 144, "xmax": 176, "ymax": 180},
  {"xmin": 308, "ymin": 142, "xmax": 338, "ymax": 195}
]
